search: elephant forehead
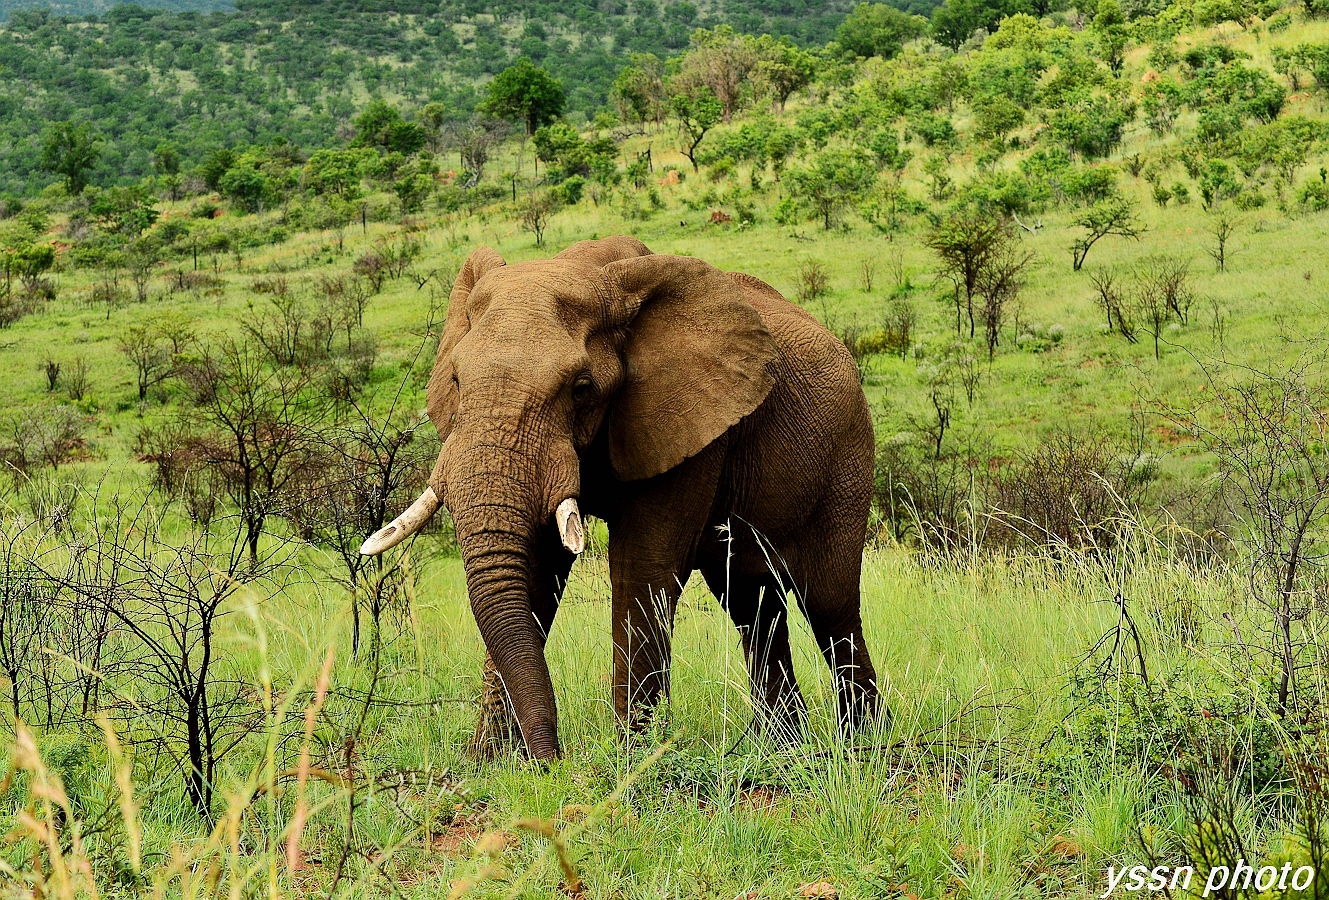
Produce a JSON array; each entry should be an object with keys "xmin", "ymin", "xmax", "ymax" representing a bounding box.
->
[
  {"xmin": 468, "ymin": 261, "xmax": 607, "ymax": 320},
  {"xmin": 454, "ymin": 313, "xmax": 587, "ymax": 378}
]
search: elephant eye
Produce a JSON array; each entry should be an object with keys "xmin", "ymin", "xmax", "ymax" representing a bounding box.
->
[{"xmin": 572, "ymin": 374, "xmax": 594, "ymax": 402}]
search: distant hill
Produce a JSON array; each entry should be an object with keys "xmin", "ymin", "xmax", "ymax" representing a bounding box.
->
[
  {"xmin": 0, "ymin": 0, "xmax": 856, "ymax": 195},
  {"xmin": 1, "ymin": 0, "xmax": 229, "ymax": 18}
]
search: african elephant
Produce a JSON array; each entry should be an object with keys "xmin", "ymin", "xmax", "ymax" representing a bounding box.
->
[{"xmin": 361, "ymin": 235, "xmax": 881, "ymax": 759}]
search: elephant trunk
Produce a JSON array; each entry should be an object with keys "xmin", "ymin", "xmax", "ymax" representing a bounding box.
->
[{"xmin": 446, "ymin": 447, "xmax": 573, "ymax": 760}]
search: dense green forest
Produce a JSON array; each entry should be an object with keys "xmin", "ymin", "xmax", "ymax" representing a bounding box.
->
[{"xmin": 0, "ymin": 0, "xmax": 863, "ymax": 195}]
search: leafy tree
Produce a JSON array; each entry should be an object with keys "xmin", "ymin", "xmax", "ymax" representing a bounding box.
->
[
  {"xmin": 1141, "ymin": 78, "xmax": 1183, "ymax": 135},
  {"xmin": 480, "ymin": 58, "xmax": 567, "ymax": 138},
  {"xmin": 88, "ymin": 185, "xmax": 160, "ymax": 237},
  {"xmin": 303, "ymin": 149, "xmax": 378, "ymax": 199},
  {"xmin": 669, "ymin": 83, "xmax": 723, "ymax": 172},
  {"xmin": 867, "ymin": 129, "xmax": 911, "ymax": 173},
  {"xmin": 395, "ymin": 173, "xmax": 433, "ymax": 215},
  {"xmin": 973, "ymin": 95, "xmax": 1025, "ymax": 142},
  {"xmin": 153, "ymin": 143, "xmax": 182, "ymax": 177},
  {"xmin": 419, "ymin": 102, "xmax": 450, "ymax": 154},
  {"xmin": 1092, "ymin": 0, "xmax": 1129, "ymax": 75},
  {"xmin": 200, "ymin": 149, "xmax": 236, "ymax": 192},
  {"xmin": 932, "ymin": 0, "xmax": 1034, "ymax": 50},
  {"xmin": 787, "ymin": 148, "xmax": 878, "ymax": 230},
  {"xmin": 671, "ymin": 25, "xmax": 758, "ymax": 123},
  {"xmin": 765, "ymin": 126, "xmax": 803, "ymax": 181},
  {"xmin": 39, "ymin": 122, "xmax": 101, "ymax": 196},
  {"xmin": 927, "ymin": 205, "xmax": 1031, "ymax": 342},
  {"xmin": 517, "ymin": 190, "xmax": 563, "ymax": 246},
  {"xmin": 1048, "ymin": 93, "xmax": 1132, "ymax": 159},
  {"xmin": 753, "ymin": 36, "xmax": 818, "ymax": 111},
  {"xmin": 611, "ymin": 53, "xmax": 667, "ymax": 127},
  {"xmin": 219, "ymin": 159, "xmax": 270, "ymax": 213},
  {"xmin": 1070, "ymin": 195, "xmax": 1144, "ymax": 270},
  {"xmin": 351, "ymin": 100, "xmax": 427, "ymax": 155},
  {"xmin": 533, "ymin": 123, "xmax": 617, "ymax": 183},
  {"xmin": 836, "ymin": 2, "xmax": 928, "ymax": 59}
]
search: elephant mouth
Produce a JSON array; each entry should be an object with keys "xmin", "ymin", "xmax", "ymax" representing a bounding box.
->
[{"xmin": 360, "ymin": 489, "xmax": 585, "ymax": 557}]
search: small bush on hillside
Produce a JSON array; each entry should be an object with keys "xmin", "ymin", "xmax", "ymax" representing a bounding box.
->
[{"xmin": 990, "ymin": 429, "xmax": 1149, "ymax": 551}]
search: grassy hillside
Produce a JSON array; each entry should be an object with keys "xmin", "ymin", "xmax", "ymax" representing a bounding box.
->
[
  {"xmin": 4, "ymin": 2, "xmax": 1329, "ymax": 897},
  {"xmin": 0, "ymin": 0, "xmax": 856, "ymax": 195}
]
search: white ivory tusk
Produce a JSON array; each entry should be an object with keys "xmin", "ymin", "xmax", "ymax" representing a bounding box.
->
[
  {"xmin": 555, "ymin": 497, "xmax": 585, "ymax": 554},
  {"xmin": 359, "ymin": 487, "xmax": 441, "ymax": 556}
]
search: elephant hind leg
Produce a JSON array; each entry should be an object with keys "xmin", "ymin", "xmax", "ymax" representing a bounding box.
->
[
  {"xmin": 791, "ymin": 502, "xmax": 883, "ymax": 736},
  {"xmin": 700, "ymin": 565, "xmax": 807, "ymax": 740}
]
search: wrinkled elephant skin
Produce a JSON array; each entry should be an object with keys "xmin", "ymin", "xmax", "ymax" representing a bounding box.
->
[{"xmin": 371, "ymin": 235, "xmax": 882, "ymax": 759}]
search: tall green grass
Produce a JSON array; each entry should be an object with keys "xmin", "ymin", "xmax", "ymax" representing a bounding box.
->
[{"xmin": 5, "ymin": 529, "xmax": 1317, "ymax": 899}]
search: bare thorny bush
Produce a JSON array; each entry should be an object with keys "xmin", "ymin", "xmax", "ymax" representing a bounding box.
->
[
  {"xmin": 0, "ymin": 488, "xmax": 659, "ymax": 895},
  {"xmin": 1164, "ymin": 348, "xmax": 1329, "ymax": 721},
  {"xmin": 1091, "ymin": 255, "xmax": 1200, "ymax": 359},
  {"xmin": 0, "ymin": 489, "xmax": 297, "ymax": 815}
]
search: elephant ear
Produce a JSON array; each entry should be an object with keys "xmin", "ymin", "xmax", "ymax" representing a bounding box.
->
[
  {"xmin": 426, "ymin": 247, "xmax": 506, "ymax": 440},
  {"xmin": 601, "ymin": 254, "xmax": 778, "ymax": 481}
]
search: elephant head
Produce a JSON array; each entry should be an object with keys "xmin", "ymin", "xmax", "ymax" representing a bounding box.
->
[{"xmin": 360, "ymin": 236, "xmax": 778, "ymax": 757}]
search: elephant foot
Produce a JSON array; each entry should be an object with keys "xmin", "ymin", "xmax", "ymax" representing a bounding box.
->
[
  {"xmin": 835, "ymin": 679, "xmax": 887, "ymax": 737},
  {"xmin": 467, "ymin": 656, "xmax": 524, "ymax": 760},
  {"xmin": 751, "ymin": 692, "xmax": 809, "ymax": 747}
]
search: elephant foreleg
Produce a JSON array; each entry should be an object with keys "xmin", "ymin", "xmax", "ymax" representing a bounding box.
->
[{"xmin": 607, "ymin": 442, "xmax": 724, "ymax": 732}]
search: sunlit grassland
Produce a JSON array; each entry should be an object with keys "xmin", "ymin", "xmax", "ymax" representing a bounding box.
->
[{"xmin": 4, "ymin": 532, "xmax": 1262, "ymax": 898}]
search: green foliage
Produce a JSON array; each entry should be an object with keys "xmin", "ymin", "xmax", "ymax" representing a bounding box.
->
[
  {"xmin": 39, "ymin": 122, "xmax": 102, "ymax": 196},
  {"xmin": 1092, "ymin": 0, "xmax": 1130, "ymax": 74},
  {"xmin": 786, "ymin": 146, "xmax": 878, "ymax": 228},
  {"xmin": 907, "ymin": 110, "xmax": 958, "ymax": 147},
  {"xmin": 611, "ymin": 53, "xmax": 667, "ymax": 126},
  {"xmin": 1047, "ymin": 92, "xmax": 1134, "ymax": 159},
  {"xmin": 1141, "ymin": 77, "xmax": 1183, "ymax": 135},
  {"xmin": 752, "ymin": 35, "xmax": 819, "ymax": 109},
  {"xmin": 931, "ymin": 0, "xmax": 1038, "ymax": 50},
  {"xmin": 350, "ymin": 100, "xmax": 427, "ymax": 155},
  {"xmin": 967, "ymin": 22, "xmax": 1052, "ymax": 109},
  {"xmin": 302, "ymin": 148, "xmax": 378, "ymax": 199},
  {"xmin": 836, "ymin": 2, "xmax": 928, "ymax": 59},
  {"xmin": 0, "ymin": 0, "xmax": 850, "ymax": 196},
  {"xmin": 1051, "ymin": 666, "xmax": 1286, "ymax": 793},
  {"xmin": 533, "ymin": 122, "xmax": 618, "ymax": 184},
  {"xmin": 217, "ymin": 154, "xmax": 271, "ymax": 213},
  {"xmin": 866, "ymin": 127, "xmax": 912, "ymax": 172},
  {"xmin": 1184, "ymin": 52, "xmax": 1287, "ymax": 127},
  {"xmin": 670, "ymin": 83, "xmax": 724, "ymax": 171},
  {"xmin": 972, "ymin": 94, "xmax": 1025, "ymax": 141},
  {"xmin": 392, "ymin": 157, "xmax": 435, "ymax": 214},
  {"xmin": 553, "ymin": 174, "xmax": 587, "ymax": 204},
  {"xmin": 1197, "ymin": 159, "xmax": 1243, "ymax": 209},
  {"xmin": 481, "ymin": 58, "xmax": 568, "ymax": 137},
  {"xmin": 1070, "ymin": 193, "xmax": 1144, "ymax": 269},
  {"xmin": 86, "ymin": 184, "xmax": 160, "ymax": 237}
]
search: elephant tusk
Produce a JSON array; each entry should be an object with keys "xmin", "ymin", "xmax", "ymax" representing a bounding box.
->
[
  {"xmin": 555, "ymin": 498, "xmax": 585, "ymax": 554},
  {"xmin": 359, "ymin": 487, "xmax": 441, "ymax": 556}
]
